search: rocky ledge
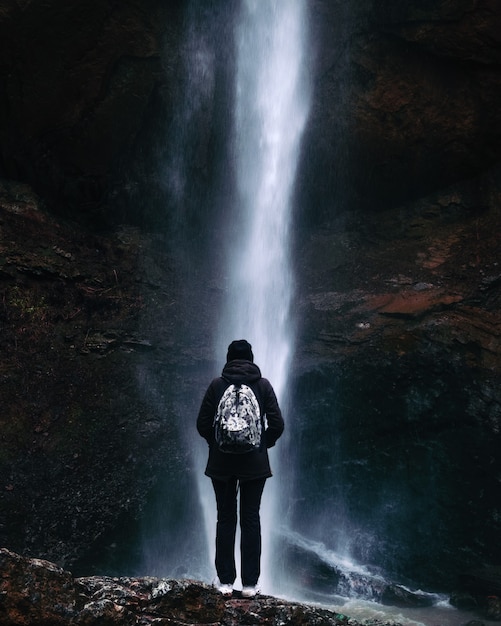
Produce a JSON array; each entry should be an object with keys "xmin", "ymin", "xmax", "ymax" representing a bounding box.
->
[{"xmin": 0, "ymin": 548, "xmax": 403, "ymax": 626}]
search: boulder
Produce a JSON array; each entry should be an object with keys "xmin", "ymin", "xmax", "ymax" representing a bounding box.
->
[
  {"xmin": 0, "ymin": 548, "xmax": 396, "ymax": 626},
  {"xmin": 0, "ymin": 548, "xmax": 76, "ymax": 625},
  {"xmin": 453, "ymin": 566, "xmax": 501, "ymax": 619}
]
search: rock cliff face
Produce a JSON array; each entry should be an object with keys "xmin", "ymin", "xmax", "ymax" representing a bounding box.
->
[
  {"xmin": 0, "ymin": 0, "xmax": 183, "ymax": 226},
  {"xmin": 0, "ymin": 0, "xmax": 500, "ymax": 604},
  {"xmin": 290, "ymin": 0, "xmax": 501, "ymax": 591},
  {"xmin": 303, "ymin": 0, "xmax": 501, "ymax": 218},
  {"xmin": 0, "ymin": 180, "xmax": 181, "ymax": 568}
]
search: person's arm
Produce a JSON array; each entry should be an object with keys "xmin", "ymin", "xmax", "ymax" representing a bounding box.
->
[
  {"xmin": 263, "ymin": 381, "xmax": 284, "ymax": 448},
  {"xmin": 196, "ymin": 380, "xmax": 217, "ymax": 443}
]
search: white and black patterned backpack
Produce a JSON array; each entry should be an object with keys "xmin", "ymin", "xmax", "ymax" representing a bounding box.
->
[{"xmin": 214, "ymin": 384, "xmax": 262, "ymax": 454}]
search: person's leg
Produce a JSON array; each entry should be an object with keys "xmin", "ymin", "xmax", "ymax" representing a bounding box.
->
[
  {"xmin": 239, "ymin": 477, "xmax": 266, "ymax": 587},
  {"xmin": 212, "ymin": 477, "xmax": 238, "ymax": 585}
]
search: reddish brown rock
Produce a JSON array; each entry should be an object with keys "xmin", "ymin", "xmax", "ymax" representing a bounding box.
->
[
  {"xmin": 0, "ymin": 549, "xmax": 359, "ymax": 626},
  {"xmin": 0, "ymin": 548, "xmax": 76, "ymax": 625}
]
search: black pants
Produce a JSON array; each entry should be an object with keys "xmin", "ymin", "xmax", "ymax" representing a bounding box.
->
[{"xmin": 211, "ymin": 476, "xmax": 266, "ymax": 587}]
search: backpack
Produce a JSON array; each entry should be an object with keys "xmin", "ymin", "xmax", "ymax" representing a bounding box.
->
[{"xmin": 214, "ymin": 383, "xmax": 262, "ymax": 454}]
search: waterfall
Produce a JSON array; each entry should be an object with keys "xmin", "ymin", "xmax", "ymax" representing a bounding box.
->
[
  {"xmin": 217, "ymin": 0, "xmax": 310, "ymax": 386},
  {"xmin": 214, "ymin": 0, "xmax": 311, "ymax": 594},
  {"xmin": 140, "ymin": 0, "xmax": 310, "ymax": 594}
]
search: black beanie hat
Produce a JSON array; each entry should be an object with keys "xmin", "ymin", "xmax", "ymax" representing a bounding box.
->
[{"xmin": 226, "ymin": 339, "xmax": 254, "ymax": 363}]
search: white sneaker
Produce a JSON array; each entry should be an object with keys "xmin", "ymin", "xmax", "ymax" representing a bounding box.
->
[
  {"xmin": 241, "ymin": 585, "xmax": 258, "ymax": 598},
  {"xmin": 217, "ymin": 583, "xmax": 233, "ymax": 596}
]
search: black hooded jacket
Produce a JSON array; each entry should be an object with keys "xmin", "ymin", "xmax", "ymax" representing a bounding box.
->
[{"xmin": 196, "ymin": 359, "xmax": 284, "ymax": 482}]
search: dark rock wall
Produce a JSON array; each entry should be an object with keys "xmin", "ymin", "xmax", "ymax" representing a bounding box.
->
[
  {"xmin": 301, "ymin": 0, "xmax": 501, "ymax": 220},
  {"xmin": 285, "ymin": 0, "xmax": 501, "ymax": 592},
  {"xmin": 0, "ymin": 182, "xmax": 182, "ymax": 569},
  {"xmin": 0, "ymin": 0, "xmax": 183, "ymax": 226},
  {"xmin": 0, "ymin": 0, "xmax": 500, "ymax": 597}
]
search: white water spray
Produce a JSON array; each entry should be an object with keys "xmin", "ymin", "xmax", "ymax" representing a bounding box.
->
[
  {"xmin": 218, "ymin": 0, "xmax": 310, "ymax": 377},
  {"xmin": 215, "ymin": 0, "xmax": 311, "ymax": 593}
]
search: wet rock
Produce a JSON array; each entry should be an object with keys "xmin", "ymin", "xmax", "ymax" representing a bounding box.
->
[
  {"xmin": 75, "ymin": 599, "xmax": 137, "ymax": 626},
  {"xmin": 0, "ymin": 548, "xmax": 76, "ymax": 625},
  {"xmin": 280, "ymin": 536, "xmax": 435, "ymax": 608},
  {"xmin": 455, "ymin": 567, "xmax": 501, "ymax": 619},
  {"xmin": 449, "ymin": 590, "xmax": 479, "ymax": 611},
  {"xmin": 380, "ymin": 584, "xmax": 435, "ymax": 608},
  {"xmin": 486, "ymin": 596, "xmax": 501, "ymax": 621},
  {"xmin": 0, "ymin": 549, "xmax": 401, "ymax": 626}
]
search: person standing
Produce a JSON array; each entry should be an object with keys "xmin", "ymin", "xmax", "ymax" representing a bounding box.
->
[{"xmin": 196, "ymin": 339, "xmax": 284, "ymax": 597}]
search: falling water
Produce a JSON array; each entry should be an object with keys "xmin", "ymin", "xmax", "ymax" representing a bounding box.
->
[
  {"xmin": 217, "ymin": 0, "xmax": 310, "ymax": 377},
  {"xmin": 214, "ymin": 0, "xmax": 311, "ymax": 594}
]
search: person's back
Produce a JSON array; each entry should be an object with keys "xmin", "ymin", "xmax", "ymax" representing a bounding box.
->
[{"xmin": 197, "ymin": 339, "xmax": 284, "ymax": 597}]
